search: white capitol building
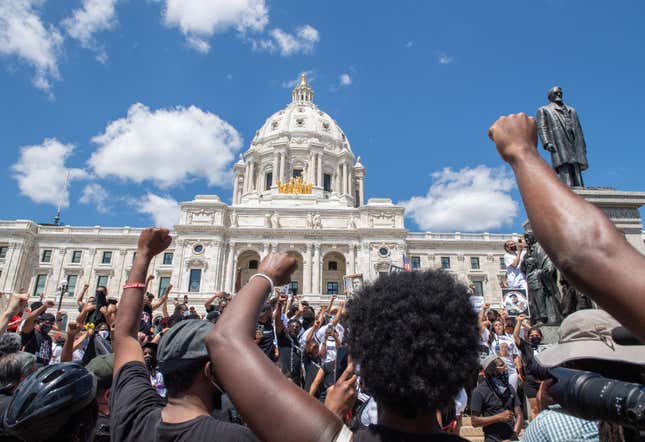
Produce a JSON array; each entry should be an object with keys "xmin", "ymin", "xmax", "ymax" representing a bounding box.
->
[{"xmin": 2, "ymin": 75, "xmax": 644, "ymax": 318}]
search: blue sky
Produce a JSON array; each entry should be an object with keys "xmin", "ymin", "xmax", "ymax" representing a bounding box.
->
[{"xmin": 1, "ymin": 0, "xmax": 643, "ymax": 233}]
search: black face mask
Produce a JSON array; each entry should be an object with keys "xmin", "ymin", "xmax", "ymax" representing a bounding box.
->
[
  {"xmin": 529, "ymin": 336, "xmax": 542, "ymax": 347},
  {"xmin": 144, "ymin": 355, "xmax": 156, "ymax": 370},
  {"xmin": 40, "ymin": 324, "xmax": 52, "ymax": 335}
]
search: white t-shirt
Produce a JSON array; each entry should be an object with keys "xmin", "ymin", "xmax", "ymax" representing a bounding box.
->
[
  {"xmin": 490, "ymin": 333, "xmax": 519, "ymax": 374},
  {"xmin": 316, "ymin": 324, "xmax": 344, "ymax": 364},
  {"xmin": 480, "ymin": 327, "xmax": 491, "ymax": 349},
  {"xmin": 504, "ymin": 251, "xmax": 527, "ymax": 289}
]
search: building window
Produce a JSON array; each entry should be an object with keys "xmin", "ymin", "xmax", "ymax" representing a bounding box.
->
[
  {"xmin": 41, "ymin": 250, "xmax": 52, "ymax": 263},
  {"xmin": 33, "ymin": 274, "xmax": 47, "ymax": 297},
  {"xmin": 265, "ymin": 172, "xmax": 273, "ymax": 190},
  {"xmin": 97, "ymin": 275, "xmax": 109, "ymax": 289},
  {"xmin": 328, "ymin": 261, "xmax": 338, "ymax": 271},
  {"xmin": 326, "ymin": 281, "xmax": 338, "ymax": 295},
  {"xmin": 470, "ymin": 257, "xmax": 480, "ymax": 270},
  {"xmin": 473, "ymin": 281, "xmax": 484, "ymax": 297},
  {"xmin": 323, "ymin": 174, "xmax": 331, "ymax": 192},
  {"xmin": 0, "ymin": 246, "xmax": 7, "ymax": 260},
  {"xmin": 71, "ymin": 250, "xmax": 82, "ymax": 263},
  {"xmin": 101, "ymin": 251, "xmax": 112, "ymax": 264},
  {"xmin": 66, "ymin": 274, "xmax": 78, "ymax": 297},
  {"xmin": 411, "ymin": 256, "xmax": 421, "ymax": 270},
  {"xmin": 378, "ymin": 247, "xmax": 389, "ymax": 258},
  {"xmin": 163, "ymin": 252, "xmax": 173, "ymax": 265},
  {"xmin": 193, "ymin": 244, "xmax": 204, "ymax": 254},
  {"xmin": 188, "ymin": 269, "xmax": 202, "ymax": 292},
  {"xmin": 499, "ymin": 257, "xmax": 506, "ymax": 270},
  {"xmin": 249, "ymin": 260, "xmax": 259, "ymax": 270},
  {"xmin": 158, "ymin": 276, "xmax": 171, "ymax": 298},
  {"xmin": 292, "ymin": 169, "xmax": 303, "ymax": 178},
  {"xmin": 441, "ymin": 257, "xmax": 451, "ymax": 269},
  {"xmin": 289, "ymin": 281, "xmax": 299, "ymax": 295}
]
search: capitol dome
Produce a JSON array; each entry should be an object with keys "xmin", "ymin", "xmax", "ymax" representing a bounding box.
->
[
  {"xmin": 251, "ymin": 73, "xmax": 352, "ymax": 152},
  {"xmin": 231, "ymin": 73, "xmax": 365, "ymax": 209}
]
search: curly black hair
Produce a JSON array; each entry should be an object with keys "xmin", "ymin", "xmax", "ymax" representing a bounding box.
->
[{"xmin": 346, "ymin": 269, "xmax": 480, "ymax": 418}]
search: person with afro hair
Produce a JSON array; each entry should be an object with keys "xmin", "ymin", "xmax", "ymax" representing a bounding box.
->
[{"xmin": 206, "ymin": 251, "xmax": 480, "ymax": 441}]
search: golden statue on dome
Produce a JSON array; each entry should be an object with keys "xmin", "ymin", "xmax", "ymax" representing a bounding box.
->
[{"xmin": 277, "ymin": 176, "xmax": 313, "ymax": 194}]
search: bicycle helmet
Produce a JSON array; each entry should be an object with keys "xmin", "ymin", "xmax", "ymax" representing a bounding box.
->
[{"xmin": 3, "ymin": 362, "xmax": 97, "ymax": 441}]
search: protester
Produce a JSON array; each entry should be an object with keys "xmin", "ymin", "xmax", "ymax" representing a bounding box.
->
[
  {"xmin": 503, "ymin": 239, "xmax": 526, "ymax": 289},
  {"xmin": 524, "ymin": 309, "xmax": 645, "ymax": 442},
  {"xmin": 470, "ymin": 354, "xmax": 523, "ymax": 441},
  {"xmin": 206, "ymin": 252, "xmax": 478, "ymax": 441},
  {"xmin": 110, "ymin": 227, "xmax": 256, "ymax": 441},
  {"xmin": 0, "ymin": 294, "xmax": 28, "ymax": 337},
  {"xmin": 489, "ymin": 112, "xmax": 645, "ymax": 341},
  {"xmin": 20, "ymin": 301, "xmax": 56, "ymax": 366},
  {"xmin": 2, "ymin": 362, "xmax": 98, "ymax": 442},
  {"xmin": 488, "ymin": 319, "xmax": 521, "ymax": 391},
  {"xmin": 512, "ymin": 314, "xmax": 546, "ymax": 420},
  {"xmin": 86, "ymin": 353, "xmax": 114, "ymax": 442},
  {"xmin": 0, "ymin": 351, "xmax": 36, "ymax": 417}
]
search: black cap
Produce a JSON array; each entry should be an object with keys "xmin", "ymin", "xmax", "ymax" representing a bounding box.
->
[{"xmin": 157, "ymin": 320, "xmax": 213, "ymax": 374}]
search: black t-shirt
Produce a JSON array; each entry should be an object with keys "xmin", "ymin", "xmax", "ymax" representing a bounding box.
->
[
  {"xmin": 110, "ymin": 361, "xmax": 257, "ymax": 442},
  {"xmin": 140, "ymin": 303, "xmax": 153, "ymax": 333},
  {"xmin": 256, "ymin": 320, "xmax": 276, "ymax": 361},
  {"xmin": 470, "ymin": 379, "xmax": 519, "ymax": 441},
  {"xmin": 94, "ymin": 414, "xmax": 111, "ymax": 442},
  {"xmin": 277, "ymin": 329, "xmax": 302, "ymax": 379},
  {"xmin": 20, "ymin": 329, "xmax": 52, "ymax": 365},
  {"xmin": 354, "ymin": 425, "xmax": 468, "ymax": 442}
]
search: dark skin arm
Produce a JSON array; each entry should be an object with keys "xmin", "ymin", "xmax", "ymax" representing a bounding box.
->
[
  {"xmin": 61, "ymin": 322, "xmax": 81, "ymax": 362},
  {"xmin": 471, "ymin": 409, "xmax": 513, "ymax": 428},
  {"xmin": 205, "ymin": 253, "xmax": 343, "ymax": 442},
  {"xmin": 21, "ymin": 301, "xmax": 53, "ymax": 334},
  {"xmin": 489, "ymin": 113, "xmax": 645, "ymax": 341},
  {"xmin": 0, "ymin": 293, "xmax": 28, "ymax": 336},
  {"xmin": 113, "ymin": 228, "xmax": 172, "ymax": 376},
  {"xmin": 513, "ymin": 404, "xmax": 523, "ymax": 435}
]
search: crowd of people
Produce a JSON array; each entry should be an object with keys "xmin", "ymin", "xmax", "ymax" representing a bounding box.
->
[{"xmin": 0, "ymin": 113, "xmax": 643, "ymax": 441}]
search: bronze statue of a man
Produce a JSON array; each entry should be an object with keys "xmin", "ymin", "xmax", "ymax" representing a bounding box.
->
[{"xmin": 537, "ymin": 86, "xmax": 588, "ymax": 187}]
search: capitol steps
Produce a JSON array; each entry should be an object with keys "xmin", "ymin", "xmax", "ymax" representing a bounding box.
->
[{"xmin": 459, "ymin": 416, "xmax": 484, "ymax": 442}]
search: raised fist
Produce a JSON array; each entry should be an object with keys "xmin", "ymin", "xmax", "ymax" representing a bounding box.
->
[
  {"xmin": 6, "ymin": 293, "xmax": 28, "ymax": 316},
  {"xmin": 257, "ymin": 253, "xmax": 297, "ymax": 286},
  {"xmin": 67, "ymin": 322, "xmax": 81, "ymax": 339},
  {"xmin": 45, "ymin": 300, "xmax": 55, "ymax": 308},
  {"xmin": 83, "ymin": 283, "xmax": 90, "ymax": 290},
  {"xmin": 488, "ymin": 112, "xmax": 538, "ymax": 164},
  {"xmin": 137, "ymin": 228, "xmax": 172, "ymax": 259},
  {"xmin": 147, "ymin": 275, "xmax": 155, "ymax": 281}
]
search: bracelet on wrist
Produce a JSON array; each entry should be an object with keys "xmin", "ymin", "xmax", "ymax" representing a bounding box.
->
[{"xmin": 249, "ymin": 273, "xmax": 275, "ymax": 296}]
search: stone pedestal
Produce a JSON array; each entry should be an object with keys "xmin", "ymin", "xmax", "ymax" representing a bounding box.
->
[
  {"xmin": 573, "ymin": 187, "xmax": 645, "ymax": 255},
  {"xmin": 540, "ymin": 325, "xmax": 560, "ymax": 345}
]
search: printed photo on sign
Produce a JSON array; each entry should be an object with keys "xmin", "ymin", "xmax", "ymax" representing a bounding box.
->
[
  {"xmin": 502, "ymin": 288, "xmax": 530, "ymax": 317},
  {"xmin": 276, "ymin": 283, "xmax": 290, "ymax": 295},
  {"xmin": 344, "ymin": 274, "xmax": 364, "ymax": 295}
]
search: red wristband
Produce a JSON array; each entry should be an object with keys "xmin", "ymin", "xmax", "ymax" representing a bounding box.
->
[{"xmin": 123, "ymin": 282, "xmax": 146, "ymax": 290}]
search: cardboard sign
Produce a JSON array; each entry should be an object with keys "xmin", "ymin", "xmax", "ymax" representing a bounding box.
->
[
  {"xmin": 502, "ymin": 288, "xmax": 530, "ymax": 317},
  {"xmin": 344, "ymin": 274, "xmax": 364, "ymax": 295}
]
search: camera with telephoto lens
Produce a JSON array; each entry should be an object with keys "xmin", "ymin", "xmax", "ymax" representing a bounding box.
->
[{"xmin": 535, "ymin": 366, "xmax": 644, "ymax": 430}]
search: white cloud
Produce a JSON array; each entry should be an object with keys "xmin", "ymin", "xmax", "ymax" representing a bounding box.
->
[
  {"xmin": 79, "ymin": 183, "xmax": 109, "ymax": 212},
  {"xmin": 88, "ymin": 103, "xmax": 243, "ymax": 188},
  {"xmin": 135, "ymin": 193, "xmax": 180, "ymax": 228},
  {"xmin": 438, "ymin": 53, "xmax": 454, "ymax": 64},
  {"xmin": 12, "ymin": 138, "xmax": 88, "ymax": 207},
  {"xmin": 162, "ymin": 0, "xmax": 268, "ymax": 53},
  {"xmin": 62, "ymin": 0, "xmax": 118, "ymax": 62},
  {"xmin": 401, "ymin": 166, "xmax": 519, "ymax": 232},
  {"xmin": 256, "ymin": 25, "xmax": 319, "ymax": 56},
  {"xmin": 0, "ymin": 0, "xmax": 63, "ymax": 93},
  {"xmin": 339, "ymin": 73, "xmax": 351, "ymax": 86}
]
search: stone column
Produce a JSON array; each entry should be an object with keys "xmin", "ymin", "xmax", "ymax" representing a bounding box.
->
[
  {"xmin": 316, "ymin": 154, "xmax": 322, "ymax": 187},
  {"xmin": 232, "ymin": 174, "xmax": 240, "ymax": 204},
  {"xmin": 312, "ymin": 244, "xmax": 321, "ymax": 294},
  {"xmin": 211, "ymin": 242, "xmax": 222, "ymax": 291},
  {"xmin": 342, "ymin": 163, "xmax": 348, "ymax": 194},
  {"xmin": 224, "ymin": 244, "xmax": 235, "ymax": 293},
  {"xmin": 303, "ymin": 243, "xmax": 312, "ymax": 294},
  {"xmin": 358, "ymin": 177, "xmax": 365, "ymax": 206},
  {"xmin": 280, "ymin": 152, "xmax": 286, "ymax": 182},
  {"xmin": 348, "ymin": 243, "xmax": 356, "ymax": 275},
  {"xmin": 249, "ymin": 162, "xmax": 256, "ymax": 191},
  {"xmin": 273, "ymin": 153, "xmax": 279, "ymax": 185}
]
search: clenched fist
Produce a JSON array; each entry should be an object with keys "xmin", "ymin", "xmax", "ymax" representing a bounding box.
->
[
  {"xmin": 6, "ymin": 293, "xmax": 28, "ymax": 316},
  {"xmin": 488, "ymin": 113, "xmax": 538, "ymax": 164},
  {"xmin": 257, "ymin": 253, "xmax": 297, "ymax": 286},
  {"xmin": 137, "ymin": 228, "xmax": 172, "ymax": 259}
]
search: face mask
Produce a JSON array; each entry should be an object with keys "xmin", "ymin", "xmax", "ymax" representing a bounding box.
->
[
  {"xmin": 99, "ymin": 330, "xmax": 110, "ymax": 339},
  {"xmin": 40, "ymin": 324, "xmax": 52, "ymax": 334},
  {"xmin": 144, "ymin": 355, "xmax": 155, "ymax": 370},
  {"xmin": 494, "ymin": 370, "xmax": 509, "ymax": 384},
  {"xmin": 529, "ymin": 336, "xmax": 542, "ymax": 346}
]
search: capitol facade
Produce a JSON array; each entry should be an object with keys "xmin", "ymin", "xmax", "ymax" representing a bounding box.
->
[{"xmin": 0, "ymin": 75, "xmax": 594, "ymax": 317}]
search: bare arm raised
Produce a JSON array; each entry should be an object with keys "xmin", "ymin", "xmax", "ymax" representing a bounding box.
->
[
  {"xmin": 205, "ymin": 253, "xmax": 343, "ymax": 442},
  {"xmin": 489, "ymin": 113, "xmax": 645, "ymax": 340}
]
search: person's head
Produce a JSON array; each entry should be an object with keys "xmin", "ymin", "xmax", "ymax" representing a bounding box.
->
[
  {"xmin": 30, "ymin": 301, "xmax": 43, "ymax": 311},
  {"xmin": 0, "ymin": 351, "xmax": 37, "ymax": 395},
  {"xmin": 503, "ymin": 240, "xmax": 517, "ymax": 253},
  {"xmin": 157, "ymin": 320, "xmax": 223, "ymax": 406},
  {"xmin": 287, "ymin": 319, "xmax": 301, "ymax": 338},
  {"xmin": 96, "ymin": 285, "xmax": 107, "ymax": 298},
  {"xmin": 504, "ymin": 318, "xmax": 515, "ymax": 334},
  {"xmin": 486, "ymin": 309, "xmax": 499, "ymax": 323},
  {"xmin": 86, "ymin": 354, "xmax": 114, "ymax": 415},
  {"xmin": 144, "ymin": 292, "xmax": 154, "ymax": 306},
  {"xmin": 346, "ymin": 269, "xmax": 479, "ymax": 419},
  {"xmin": 37, "ymin": 313, "xmax": 56, "ymax": 335},
  {"xmin": 142, "ymin": 343, "xmax": 158, "ymax": 371},
  {"xmin": 96, "ymin": 322, "xmax": 110, "ymax": 340},
  {"xmin": 301, "ymin": 309, "xmax": 315, "ymax": 330},
  {"xmin": 547, "ymin": 86, "xmax": 563, "ymax": 104},
  {"xmin": 0, "ymin": 332, "xmax": 22, "ymax": 357},
  {"xmin": 509, "ymin": 294, "xmax": 518, "ymax": 304},
  {"xmin": 483, "ymin": 355, "xmax": 508, "ymax": 384},
  {"xmin": 527, "ymin": 327, "xmax": 543, "ymax": 346},
  {"xmin": 218, "ymin": 299, "xmax": 228, "ymax": 313},
  {"xmin": 206, "ymin": 309, "xmax": 220, "ymax": 324},
  {"xmin": 3, "ymin": 363, "xmax": 97, "ymax": 442},
  {"xmin": 493, "ymin": 320, "xmax": 504, "ymax": 335}
]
